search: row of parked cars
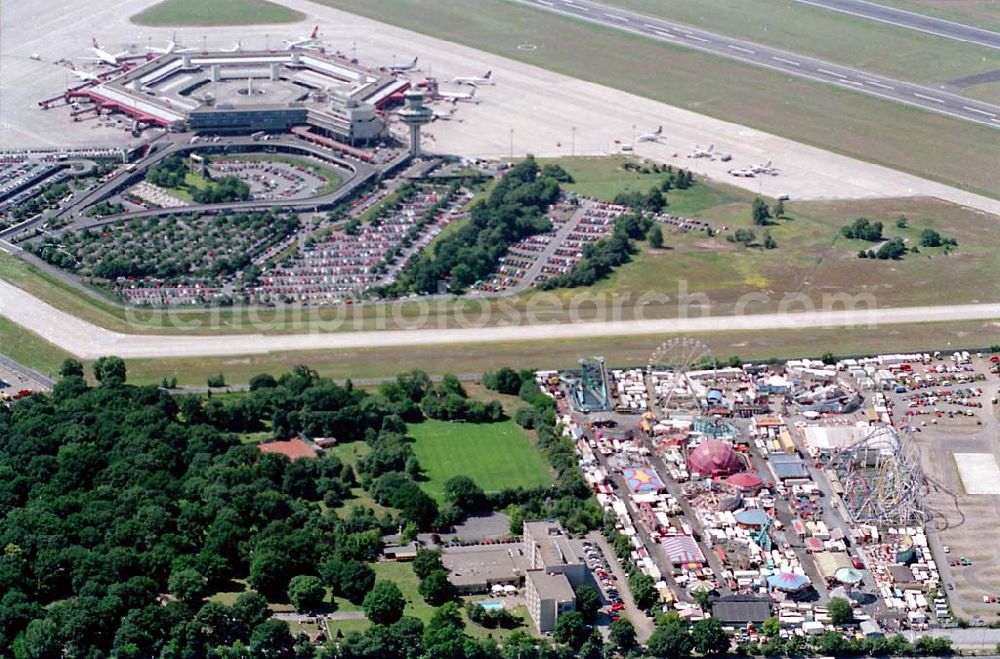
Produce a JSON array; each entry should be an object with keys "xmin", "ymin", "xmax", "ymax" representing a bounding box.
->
[{"xmin": 582, "ymin": 540, "xmax": 625, "ymax": 620}]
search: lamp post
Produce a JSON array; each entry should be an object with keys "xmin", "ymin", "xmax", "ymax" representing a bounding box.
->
[{"xmin": 571, "ymin": 126, "xmax": 576, "ymax": 156}]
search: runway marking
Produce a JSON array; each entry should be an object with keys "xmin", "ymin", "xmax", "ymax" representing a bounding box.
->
[
  {"xmin": 685, "ymin": 34, "xmax": 710, "ymax": 43},
  {"xmin": 913, "ymin": 92, "xmax": 945, "ymax": 104},
  {"xmin": 674, "ymin": 27, "xmax": 692, "ymax": 34},
  {"xmin": 728, "ymin": 45, "xmax": 755, "ymax": 54},
  {"xmin": 839, "ymin": 79, "xmax": 864, "ymax": 87},
  {"xmin": 963, "ymin": 106, "xmax": 997, "ymax": 118},
  {"xmin": 538, "ymin": 0, "xmax": 554, "ymax": 5},
  {"xmin": 644, "ymin": 23, "xmax": 660, "ymax": 29},
  {"xmin": 772, "ymin": 56, "xmax": 800, "ymax": 66},
  {"xmin": 654, "ymin": 30, "xmax": 676, "ymax": 39},
  {"xmin": 817, "ymin": 68, "xmax": 846, "ymax": 79},
  {"xmin": 604, "ymin": 12, "xmax": 628, "ymax": 21},
  {"xmin": 865, "ymin": 80, "xmax": 894, "ymax": 90}
]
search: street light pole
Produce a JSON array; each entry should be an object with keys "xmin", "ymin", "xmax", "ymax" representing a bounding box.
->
[
  {"xmin": 509, "ymin": 128, "xmax": 514, "ymax": 159},
  {"xmin": 571, "ymin": 126, "xmax": 576, "ymax": 156}
]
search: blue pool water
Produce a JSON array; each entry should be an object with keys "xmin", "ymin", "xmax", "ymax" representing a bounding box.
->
[{"xmin": 479, "ymin": 601, "xmax": 504, "ymax": 610}]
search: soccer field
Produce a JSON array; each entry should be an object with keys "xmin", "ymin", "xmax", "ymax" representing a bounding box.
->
[{"xmin": 408, "ymin": 419, "xmax": 553, "ymax": 501}]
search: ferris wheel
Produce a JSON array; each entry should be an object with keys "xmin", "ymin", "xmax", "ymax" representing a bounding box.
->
[{"xmin": 648, "ymin": 337, "xmax": 717, "ymax": 414}]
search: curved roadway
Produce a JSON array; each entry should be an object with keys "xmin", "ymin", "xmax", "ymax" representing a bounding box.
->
[
  {"xmin": 511, "ymin": 0, "xmax": 1000, "ymax": 129},
  {"xmin": 3, "ymin": 278, "xmax": 1000, "ymax": 359},
  {"xmin": 0, "ymin": 135, "xmax": 385, "ymax": 242}
]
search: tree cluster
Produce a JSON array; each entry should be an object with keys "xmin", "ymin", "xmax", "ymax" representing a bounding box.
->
[
  {"xmin": 841, "ymin": 217, "xmax": 884, "ymax": 241},
  {"xmin": 0, "ymin": 365, "xmax": 389, "ymax": 657}
]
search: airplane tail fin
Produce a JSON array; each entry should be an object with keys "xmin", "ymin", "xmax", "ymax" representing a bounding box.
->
[
  {"xmin": 485, "ymin": 70, "xmax": 492, "ymax": 79},
  {"xmin": 310, "ymin": 25, "xmax": 319, "ymax": 38},
  {"xmin": 656, "ymin": 125, "xmax": 663, "ymax": 134},
  {"xmin": 92, "ymin": 37, "xmax": 100, "ymax": 48}
]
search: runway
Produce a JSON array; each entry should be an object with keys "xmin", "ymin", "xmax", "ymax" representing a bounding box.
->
[
  {"xmin": 793, "ymin": 0, "xmax": 1000, "ymax": 50},
  {"xmin": 4, "ymin": 278, "xmax": 1000, "ymax": 360},
  {"xmin": 512, "ymin": 0, "xmax": 1000, "ymax": 129}
]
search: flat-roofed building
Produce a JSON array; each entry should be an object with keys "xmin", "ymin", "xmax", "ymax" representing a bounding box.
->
[
  {"xmin": 525, "ymin": 570, "xmax": 576, "ymax": 633},
  {"xmin": 522, "ymin": 520, "xmax": 586, "ymax": 586}
]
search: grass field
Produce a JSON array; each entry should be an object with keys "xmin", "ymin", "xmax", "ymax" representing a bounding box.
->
[
  {"xmin": 603, "ymin": 0, "xmax": 998, "ymax": 84},
  {"xmin": 312, "ymin": 0, "xmax": 999, "ymax": 199},
  {"xmin": 132, "ymin": 0, "xmax": 304, "ymax": 26},
  {"xmin": 965, "ymin": 81, "xmax": 1000, "ymax": 105},
  {"xmin": 407, "ymin": 419, "xmax": 552, "ymax": 502},
  {"xmin": 0, "ymin": 316, "xmax": 72, "ymax": 378}
]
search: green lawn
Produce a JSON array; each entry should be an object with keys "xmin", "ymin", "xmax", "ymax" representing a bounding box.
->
[
  {"xmin": 0, "ymin": 316, "xmax": 73, "ymax": 379},
  {"xmin": 543, "ymin": 156, "xmax": 749, "ymax": 212},
  {"xmin": 132, "ymin": 0, "xmax": 304, "ymax": 26},
  {"xmin": 311, "ymin": 0, "xmax": 999, "ymax": 199},
  {"xmin": 408, "ymin": 419, "xmax": 552, "ymax": 502}
]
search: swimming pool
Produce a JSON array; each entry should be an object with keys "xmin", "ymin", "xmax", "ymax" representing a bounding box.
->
[{"xmin": 479, "ymin": 600, "xmax": 504, "ymax": 610}]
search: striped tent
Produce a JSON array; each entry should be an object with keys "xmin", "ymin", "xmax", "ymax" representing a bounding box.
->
[{"xmin": 661, "ymin": 535, "xmax": 706, "ymax": 565}]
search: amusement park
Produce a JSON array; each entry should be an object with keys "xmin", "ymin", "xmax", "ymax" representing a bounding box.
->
[{"xmin": 549, "ymin": 336, "xmax": 1000, "ymax": 638}]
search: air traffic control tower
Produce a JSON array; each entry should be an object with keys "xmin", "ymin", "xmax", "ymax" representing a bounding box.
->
[{"xmin": 397, "ymin": 90, "xmax": 433, "ymax": 157}]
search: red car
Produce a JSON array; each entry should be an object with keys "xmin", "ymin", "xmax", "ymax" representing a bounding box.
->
[{"xmin": 611, "ymin": 603, "xmax": 625, "ymax": 612}]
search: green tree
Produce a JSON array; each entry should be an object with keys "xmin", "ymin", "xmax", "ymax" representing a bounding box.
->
[
  {"xmin": 609, "ymin": 618, "xmax": 637, "ymax": 654},
  {"xmin": 287, "ymin": 575, "xmax": 325, "ymax": 613},
  {"xmin": 442, "ymin": 476, "xmax": 487, "ymax": 515},
  {"xmin": 760, "ymin": 616, "xmax": 780, "ymax": 638},
  {"xmin": 553, "ymin": 611, "xmax": 589, "ymax": 649},
  {"xmin": 751, "ymin": 197, "xmax": 771, "ymax": 225},
  {"xmin": 763, "ymin": 231, "xmax": 777, "ymax": 249},
  {"xmin": 691, "ymin": 617, "xmax": 730, "ymax": 656},
  {"xmin": 21, "ymin": 617, "xmax": 62, "ymax": 659},
  {"xmin": 320, "ymin": 557, "xmax": 375, "ymax": 604},
  {"xmin": 58, "ymin": 358, "xmax": 84, "ymax": 378},
  {"xmin": 249, "ymin": 619, "xmax": 295, "ymax": 659},
  {"xmin": 92, "ymin": 355, "xmax": 127, "ymax": 383},
  {"xmin": 412, "ymin": 548, "xmax": 444, "ymax": 580},
  {"xmin": 647, "ymin": 613, "xmax": 692, "ymax": 658},
  {"xmin": 363, "ymin": 580, "xmax": 406, "ymax": 625},
  {"xmin": 574, "ymin": 584, "xmax": 601, "ymax": 623},
  {"xmin": 732, "ymin": 228, "xmax": 756, "ymax": 247},
  {"xmin": 821, "ymin": 351, "xmax": 837, "ymax": 365},
  {"xmin": 168, "ymin": 568, "xmax": 206, "ymax": 606},
  {"xmin": 772, "ymin": 199, "xmax": 785, "ymax": 218},
  {"xmin": 418, "ymin": 569, "xmax": 455, "ymax": 606},
  {"xmin": 648, "ymin": 224, "xmax": 664, "ymax": 248},
  {"xmin": 828, "ymin": 596, "xmax": 854, "ymax": 625},
  {"xmin": 629, "ymin": 571, "xmax": 658, "ymax": 610}
]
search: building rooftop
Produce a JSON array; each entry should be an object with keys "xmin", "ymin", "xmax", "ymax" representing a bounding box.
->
[
  {"xmin": 526, "ymin": 570, "xmax": 575, "ymax": 602},
  {"xmin": 711, "ymin": 596, "xmax": 772, "ymax": 624},
  {"xmin": 524, "ymin": 520, "xmax": 583, "ymax": 568},
  {"xmin": 441, "ymin": 544, "xmax": 529, "ymax": 587},
  {"xmin": 257, "ymin": 438, "xmax": 318, "ymax": 460}
]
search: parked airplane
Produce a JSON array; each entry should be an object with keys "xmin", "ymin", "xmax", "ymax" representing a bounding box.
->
[
  {"xmin": 84, "ymin": 39, "xmax": 129, "ymax": 65},
  {"xmin": 437, "ymin": 86, "xmax": 477, "ymax": 102},
  {"xmin": 751, "ymin": 161, "xmax": 778, "ymax": 175},
  {"xmin": 637, "ymin": 126, "xmax": 663, "ymax": 142},
  {"xmin": 688, "ymin": 144, "xmax": 715, "ymax": 159},
  {"xmin": 284, "ymin": 26, "xmax": 320, "ymax": 49},
  {"xmin": 433, "ymin": 107, "xmax": 460, "ymax": 122},
  {"xmin": 453, "ymin": 70, "xmax": 493, "ymax": 86},
  {"xmin": 386, "ymin": 57, "xmax": 418, "ymax": 72},
  {"xmin": 728, "ymin": 167, "xmax": 754, "ymax": 178},
  {"xmin": 220, "ymin": 41, "xmax": 243, "ymax": 53},
  {"xmin": 67, "ymin": 66, "xmax": 100, "ymax": 82},
  {"xmin": 148, "ymin": 35, "xmax": 195, "ymax": 55}
]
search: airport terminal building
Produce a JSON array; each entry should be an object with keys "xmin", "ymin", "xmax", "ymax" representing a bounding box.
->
[{"xmin": 66, "ymin": 49, "xmax": 405, "ymax": 144}]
